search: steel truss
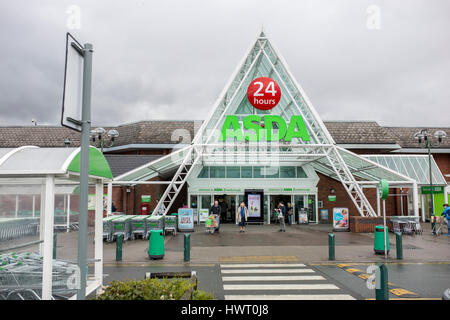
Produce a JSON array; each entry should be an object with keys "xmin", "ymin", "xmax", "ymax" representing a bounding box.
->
[{"xmin": 149, "ymin": 31, "xmax": 413, "ymax": 217}]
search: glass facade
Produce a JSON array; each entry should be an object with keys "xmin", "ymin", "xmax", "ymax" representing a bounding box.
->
[{"xmin": 198, "ymin": 166, "xmax": 309, "ymax": 179}]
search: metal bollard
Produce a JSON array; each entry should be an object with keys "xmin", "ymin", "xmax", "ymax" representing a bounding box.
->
[
  {"xmin": 53, "ymin": 233, "xmax": 57, "ymax": 259},
  {"xmin": 116, "ymin": 234, "xmax": 123, "ymax": 261},
  {"xmin": 395, "ymin": 232, "xmax": 403, "ymax": 260},
  {"xmin": 375, "ymin": 263, "xmax": 389, "ymax": 300},
  {"xmin": 184, "ymin": 233, "xmax": 190, "ymax": 262},
  {"xmin": 328, "ymin": 233, "xmax": 335, "ymax": 261}
]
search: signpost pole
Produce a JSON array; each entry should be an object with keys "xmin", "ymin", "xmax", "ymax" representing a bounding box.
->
[
  {"xmin": 77, "ymin": 43, "xmax": 93, "ymax": 300},
  {"xmin": 383, "ymin": 199, "xmax": 387, "ymax": 259}
]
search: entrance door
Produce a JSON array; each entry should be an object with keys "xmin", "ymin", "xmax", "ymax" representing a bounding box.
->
[
  {"xmin": 269, "ymin": 195, "xmax": 292, "ymax": 223},
  {"xmin": 214, "ymin": 195, "xmax": 235, "ymax": 223}
]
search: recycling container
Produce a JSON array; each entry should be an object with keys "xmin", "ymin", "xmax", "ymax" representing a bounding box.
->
[
  {"xmin": 374, "ymin": 225, "xmax": 389, "ymax": 254},
  {"xmin": 148, "ymin": 229, "xmax": 164, "ymax": 259}
]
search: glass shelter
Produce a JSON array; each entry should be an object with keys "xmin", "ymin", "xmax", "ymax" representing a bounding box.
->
[{"xmin": 0, "ymin": 146, "xmax": 112, "ymax": 300}]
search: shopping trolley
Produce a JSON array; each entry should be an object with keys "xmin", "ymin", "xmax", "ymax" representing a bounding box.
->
[
  {"xmin": 164, "ymin": 215, "xmax": 176, "ymax": 236},
  {"xmin": 145, "ymin": 216, "xmax": 164, "ymax": 239},
  {"xmin": 0, "ymin": 252, "xmax": 78, "ymax": 300},
  {"xmin": 130, "ymin": 215, "xmax": 149, "ymax": 240},
  {"xmin": 0, "ymin": 218, "xmax": 40, "ymax": 241},
  {"xmin": 103, "ymin": 215, "xmax": 121, "ymax": 242},
  {"xmin": 111, "ymin": 215, "xmax": 135, "ymax": 241}
]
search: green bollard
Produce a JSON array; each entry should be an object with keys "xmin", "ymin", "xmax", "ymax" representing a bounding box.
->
[
  {"xmin": 375, "ymin": 263, "xmax": 389, "ymax": 300},
  {"xmin": 328, "ymin": 233, "xmax": 335, "ymax": 261},
  {"xmin": 53, "ymin": 233, "xmax": 57, "ymax": 259},
  {"xmin": 184, "ymin": 233, "xmax": 190, "ymax": 262},
  {"xmin": 116, "ymin": 234, "xmax": 123, "ymax": 261},
  {"xmin": 395, "ymin": 232, "xmax": 403, "ymax": 260}
]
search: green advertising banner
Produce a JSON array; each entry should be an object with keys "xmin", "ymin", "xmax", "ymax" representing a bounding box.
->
[
  {"xmin": 421, "ymin": 186, "xmax": 445, "ymax": 194},
  {"xmin": 328, "ymin": 195, "xmax": 336, "ymax": 202}
]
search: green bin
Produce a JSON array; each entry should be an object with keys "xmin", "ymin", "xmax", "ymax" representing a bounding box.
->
[
  {"xmin": 374, "ymin": 225, "xmax": 389, "ymax": 254},
  {"xmin": 148, "ymin": 229, "xmax": 164, "ymax": 259}
]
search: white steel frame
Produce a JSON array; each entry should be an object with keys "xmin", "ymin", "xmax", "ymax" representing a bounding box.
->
[{"xmin": 116, "ymin": 31, "xmax": 418, "ymax": 218}]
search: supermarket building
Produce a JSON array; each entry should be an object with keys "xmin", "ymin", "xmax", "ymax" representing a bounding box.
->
[{"xmin": 0, "ymin": 32, "xmax": 448, "ymax": 225}]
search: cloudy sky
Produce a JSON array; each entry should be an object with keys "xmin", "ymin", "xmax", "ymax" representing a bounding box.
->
[{"xmin": 0, "ymin": 0, "xmax": 449, "ymax": 127}]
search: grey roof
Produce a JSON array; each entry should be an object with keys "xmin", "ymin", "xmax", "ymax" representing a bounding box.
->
[
  {"xmin": 0, "ymin": 121, "xmax": 448, "ymax": 150},
  {"xmin": 323, "ymin": 121, "xmax": 398, "ymax": 145},
  {"xmin": 104, "ymin": 154, "xmax": 162, "ymax": 178},
  {"xmin": 384, "ymin": 127, "xmax": 450, "ymax": 148}
]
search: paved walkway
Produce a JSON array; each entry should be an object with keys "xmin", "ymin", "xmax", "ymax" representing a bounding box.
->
[
  {"xmin": 8, "ymin": 222, "xmax": 448, "ymax": 265},
  {"xmin": 96, "ymin": 222, "xmax": 450, "ymax": 265}
]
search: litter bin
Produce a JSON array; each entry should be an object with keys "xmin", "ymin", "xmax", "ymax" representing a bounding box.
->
[
  {"xmin": 148, "ymin": 229, "xmax": 164, "ymax": 259},
  {"xmin": 374, "ymin": 225, "xmax": 389, "ymax": 254}
]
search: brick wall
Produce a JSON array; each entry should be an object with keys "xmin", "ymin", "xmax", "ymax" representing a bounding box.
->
[{"xmin": 317, "ymin": 172, "xmax": 402, "ymax": 222}]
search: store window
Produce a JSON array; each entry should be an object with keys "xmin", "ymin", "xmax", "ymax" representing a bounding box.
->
[
  {"xmin": 198, "ymin": 167, "xmax": 209, "ymax": 178},
  {"xmin": 226, "ymin": 167, "xmax": 240, "ymax": 178},
  {"xmin": 190, "ymin": 195, "xmax": 198, "ymax": 209},
  {"xmin": 263, "ymin": 166, "xmax": 279, "ymax": 178},
  {"xmin": 210, "ymin": 166, "xmax": 225, "ymax": 178},
  {"xmin": 307, "ymin": 195, "xmax": 316, "ymax": 223},
  {"xmin": 201, "ymin": 195, "xmax": 212, "ymax": 209},
  {"xmin": 297, "ymin": 166, "xmax": 307, "ymax": 178},
  {"xmin": 241, "ymin": 167, "xmax": 252, "ymax": 178},
  {"xmin": 280, "ymin": 166, "xmax": 296, "ymax": 178},
  {"xmin": 253, "ymin": 166, "xmax": 264, "ymax": 178}
]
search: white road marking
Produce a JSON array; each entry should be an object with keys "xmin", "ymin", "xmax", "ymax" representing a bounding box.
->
[
  {"xmin": 224, "ymin": 294, "xmax": 356, "ymax": 300},
  {"xmin": 223, "ymin": 284, "xmax": 340, "ymax": 290},
  {"xmin": 221, "ymin": 268, "xmax": 315, "ymax": 274},
  {"xmin": 222, "ymin": 275, "xmax": 326, "ymax": 281}
]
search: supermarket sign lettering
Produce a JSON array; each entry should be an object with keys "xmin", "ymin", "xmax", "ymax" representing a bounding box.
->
[{"xmin": 220, "ymin": 115, "xmax": 310, "ymax": 142}]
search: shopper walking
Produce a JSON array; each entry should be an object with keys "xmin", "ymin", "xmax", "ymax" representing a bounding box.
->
[
  {"xmin": 236, "ymin": 201, "xmax": 248, "ymax": 233},
  {"xmin": 210, "ymin": 200, "xmax": 222, "ymax": 232},
  {"xmin": 287, "ymin": 202, "xmax": 293, "ymax": 225},
  {"xmin": 219, "ymin": 197, "xmax": 228, "ymax": 222},
  {"xmin": 277, "ymin": 202, "xmax": 286, "ymax": 232},
  {"xmin": 442, "ymin": 203, "xmax": 450, "ymax": 236}
]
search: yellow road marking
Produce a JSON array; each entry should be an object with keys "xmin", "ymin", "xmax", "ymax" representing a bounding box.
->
[
  {"xmin": 390, "ymin": 288, "xmax": 416, "ymax": 296},
  {"xmin": 345, "ymin": 268, "xmax": 363, "ymax": 273}
]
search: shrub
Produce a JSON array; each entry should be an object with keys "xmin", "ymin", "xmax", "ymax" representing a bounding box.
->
[{"xmin": 93, "ymin": 277, "xmax": 214, "ymax": 300}]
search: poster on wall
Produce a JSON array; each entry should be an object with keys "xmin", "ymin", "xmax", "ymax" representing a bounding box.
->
[
  {"xmin": 199, "ymin": 209, "xmax": 210, "ymax": 222},
  {"xmin": 298, "ymin": 208, "xmax": 309, "ymax": 224},
  {"xmin": 320, "ymin": 209, "xmax": 329, "ymax": 223},
  {"xmin": 248, "ymin": 194, "xmax": 261, "ymax": 218},
  {"xmin": 333, "ymin": 207, "xmax": 349, "ymax": 231},
  {"xmin": 88, "ymin": 194, "xmax": 107, "ymax": 211},
  {"xmin": 178, "ymin": 208, "xmax": 194, "ymax": 231}
]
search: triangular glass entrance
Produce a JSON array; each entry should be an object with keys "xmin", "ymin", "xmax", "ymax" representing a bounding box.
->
[{"xmin": 114, "ymin": 30, "xmax": 418, "ymax": 219}]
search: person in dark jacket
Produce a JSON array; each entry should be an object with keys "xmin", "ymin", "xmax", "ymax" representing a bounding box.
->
[
  {"xmin": 210, "ymin": 200, "xmax": 222, "ymax": 232},
  {"xmin": 219, "ymin": 198, "xmax": 228, "ymax": 222},
  {"xmin": 442, "ymin": 203, "xmax": 450, "ymax": 236},
  {"xmin": 286, "ymin": 202, "xmax": 293, "ymax": 225}
]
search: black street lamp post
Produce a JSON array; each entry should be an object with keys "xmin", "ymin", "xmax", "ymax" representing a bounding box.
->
[{"xmin": 414, "ymin": 129, "xmax": 446, "ymax": 221}]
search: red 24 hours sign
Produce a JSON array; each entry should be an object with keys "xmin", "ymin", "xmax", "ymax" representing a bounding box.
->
[{"xmin": 247, "ymin": 77, "xmax": 281, "ymax": 110}]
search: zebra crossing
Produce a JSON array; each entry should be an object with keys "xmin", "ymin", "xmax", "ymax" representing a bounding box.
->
[{"xmin": 220, "ymin": 263, "xmax": 356, "ymax": 300}]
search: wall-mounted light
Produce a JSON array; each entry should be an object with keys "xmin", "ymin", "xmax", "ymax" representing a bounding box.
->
[{"xmin": 330, "ymin": 188, "xmax": 335, "ymax": 194}]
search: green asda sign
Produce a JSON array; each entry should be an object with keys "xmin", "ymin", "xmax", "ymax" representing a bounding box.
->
[{"xmin": 220, "ymin": 115, "xmax": 310, "ymax": 142}]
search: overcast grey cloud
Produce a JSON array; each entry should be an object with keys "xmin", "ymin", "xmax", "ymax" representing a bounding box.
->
[{"xmin": 0, "ymin": 0, "xmax": 449, "ymax": 127}]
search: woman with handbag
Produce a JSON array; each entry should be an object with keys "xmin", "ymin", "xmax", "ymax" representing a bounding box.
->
[
  {"xmin": 236, "ymin": 201, "xmax": 249, "ymax": 233},
  {"xmin": 277, "ymin": 202, "xmax": 286, "ymax": 232}
]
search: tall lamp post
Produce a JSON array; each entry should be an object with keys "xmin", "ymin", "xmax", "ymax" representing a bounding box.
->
[
  {"xmin": 90, "ymin": 127, "xmax": 119, "ymax": 152},
  {"xmin": 413, "ymin": 129, "xmax": 446, "ymax": 223}
]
